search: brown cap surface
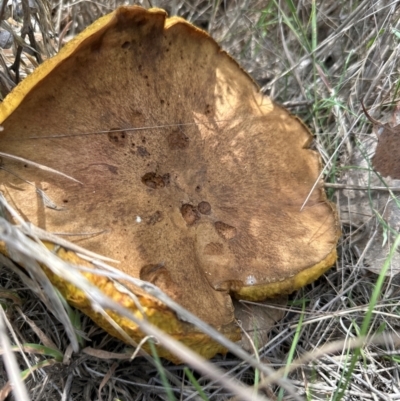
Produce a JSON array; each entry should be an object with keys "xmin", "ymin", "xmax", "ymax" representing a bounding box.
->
[{"xmin": 0, "ymin": 6, "xmax": 339, "ymax": 359}]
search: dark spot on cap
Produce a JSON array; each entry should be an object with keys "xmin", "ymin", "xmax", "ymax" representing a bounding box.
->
[
  {"xmin": 139, "ymin": 263, "xmax": 176, "ymax": 291},
  {"xmin": 198, "ymin": 201, "xmax": 211, "ymax": 215},
  {"xmin": 168, "ymin": 130, "xmax": 189, "ymax": 150},
  {"xmin": 137, "ymin": 146, "xmax": 150, "ymax": 157},
  {"xmin": 147, "ymin": 211, "xmax": 163, "ymax": 225},
  {"xmin": 214, "ymin": 221, "xmax": 237, "ymax": 240},
  {"xmin": 162, "ymin": 173, "xmax": 170, "ymax": 185},
  {"xmin": 107, "ymin": 128, "xmax": 128, "ymax": 146},
  {"xmin": 107, "ymin": 165, "xmax": 118, "ymax": 175},
  {"xmin": 141, "ymin": 172, "xmax": 170, "ymax": 189},
  {"xmin": 121, "ymin": 41, "xmax": 131, "ymax": 49},
  {"xmin": 181, "ymin": 204, "xmax": 200, "ymax": 225},
  {"xmin": 205, "ymin": 104, "xmax": 212, "ymax": 114}
]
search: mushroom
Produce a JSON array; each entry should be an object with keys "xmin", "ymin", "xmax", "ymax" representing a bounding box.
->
[{"xmin": 0, "ymin": 6, "xmax": 339, "ymax": 361}]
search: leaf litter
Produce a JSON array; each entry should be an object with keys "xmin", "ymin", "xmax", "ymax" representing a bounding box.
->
[{"xmin": 340, "ymin": 103, "xmax": 400, "ymax": 276}]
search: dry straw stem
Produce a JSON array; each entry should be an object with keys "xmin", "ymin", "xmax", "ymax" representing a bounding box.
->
[{"xmin": 0, "ymin": 307, "xmax": 30, "ymax": 401}]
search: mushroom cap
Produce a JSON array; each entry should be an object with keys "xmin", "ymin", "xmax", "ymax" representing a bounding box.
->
[{"xmin": 0, "ymin": 6, "xmax": 339, "ymax": 360}]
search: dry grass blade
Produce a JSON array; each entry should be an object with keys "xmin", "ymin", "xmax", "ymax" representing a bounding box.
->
[
  {"xmin": 261, "ymin": 332, "xmax": 400, "ymax": 387},
  {"xmin": 0, "ymin": 307, "xmax": 30, "ymax": 401},
  {"xmin": 0, "ymin": 152, "xmax": 82, "ymax": 184}
]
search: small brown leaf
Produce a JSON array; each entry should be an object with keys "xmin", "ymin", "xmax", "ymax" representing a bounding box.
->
[{"xmin": 362, "ymin": 101, "xmax": 400, "ymax": 179}]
